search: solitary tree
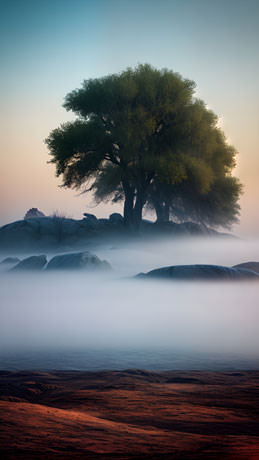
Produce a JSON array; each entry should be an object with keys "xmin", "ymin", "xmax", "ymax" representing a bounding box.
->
[{"xmin": 46, "ymin": 64, "xmax": 241, "ymax": 228}]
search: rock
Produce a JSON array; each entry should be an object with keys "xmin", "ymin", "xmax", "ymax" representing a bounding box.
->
[
  {"xmin": 83, "ymin": 213, "xmax": 97, "ymax": 221},
  {"xmin": 0, "ymin": 217, "xmax": 89, "ymax": 250},
  {"xmin": 0, "ymin": 219, "xmax": 40, "ymax": 250},
  {"xmin": 0, "ymin": 257, "xmax": 20, "ymax": 265},
  {"xmin": 10, "ymin": 255, "xmax": 47, "ymax": 271},
  {"xmin": 233, "ymin": 261, "xmax": 259, "ymax": 274},
  {"xmin": 109, "ymin": 213, "xmax": 124, "ymax": 223},
  {"xmin": 0, "ymin": 220, "xmax": 38, "ymax": 249},
  {"xmin": 137, "ymin": 264, "xmax": 259, "ymax": 281},
  {"xmin": 24, "ymin": 208, "xmax": 45, "ymax": 219},
  {"xmin": 45, "ymin": 251, "xmax": 111, "ymax": 271}
]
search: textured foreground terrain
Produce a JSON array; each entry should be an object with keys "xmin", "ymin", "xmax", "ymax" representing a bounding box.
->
[{"xmin": 0, "ymin": 370, "xmax": 259, "ymax": 459}]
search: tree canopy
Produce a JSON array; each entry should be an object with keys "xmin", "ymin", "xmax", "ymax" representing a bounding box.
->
[{"xmin": 46, "ymin": 64, "xmax": 242, "ymax": 228}]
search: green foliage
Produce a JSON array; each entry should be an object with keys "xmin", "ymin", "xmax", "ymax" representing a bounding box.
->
[
  {"xmin": 46, "ymin": 64, "xmax": 241, "ymax": 228},
  {"xmin": 46, "ymin": 120, "xmax": 111, "ymax": 187},
  {"xmin": 171, "ymin": 176, "xmax": 242, "ymax": 228},
  {"xmin": 93, "ymin": 164, "xmax": 123, "ymax": 204}
]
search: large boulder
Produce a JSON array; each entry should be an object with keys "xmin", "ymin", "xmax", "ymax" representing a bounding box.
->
[
  {"xmin": 109, "ymin": 213, "xmax": 124, "ymax": 224},
  {"xmin": 137, "ymin": 264, "xmax": 259, "ymax": 281},
  {"xmin": 83, "ymin": 213, "xmax": 98, "ymax": 221},
  {"xmin": 10, "ymin": 255, "xmax": 47, "ymax": 271},
  {"xmin": 233, "ymin": 261, "xmax": 259, "ymax": 274},
  {"xmin": 45, "ymin": 251, "xmax": 111, "ymax": 271},
  {"xmin": 0, "ymin": 219, "xmax": 39, "ymax": 249},
  {"xmin": 24, "ymin": 208, "xmax": 45, "ymax": 219}
]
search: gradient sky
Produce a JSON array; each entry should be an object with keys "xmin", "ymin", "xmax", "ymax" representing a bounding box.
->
[{"xmin": 1, "ymin": 0, "xmax": 258, "ymax": 235}]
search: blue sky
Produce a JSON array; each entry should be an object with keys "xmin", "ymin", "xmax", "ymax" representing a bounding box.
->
[{"xmin": 1, "ymin": 0, "xmax": 258, "ymax": 234}]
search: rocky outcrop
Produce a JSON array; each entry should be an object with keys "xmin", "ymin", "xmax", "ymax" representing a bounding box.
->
[
  {"xmin": 24, "ymin": 208, "xmax": 45, "ymax": 219},
  {"xmin": 0, "ymin": 217, "xmax": 90, "ymax": 251},
  {"xmin": 10, "ymin": 255, "xmax": 47, "ymax": 271},
  {"xmin": 137, "ymin": 264, "xmax": 259, "ymax": 280},
  {"xmin": 45, "ymin": 251, "xmax": 111, "ymax": 271},
  {"xmin": 0, "ymin": 214, "xmax": 233, "ymax": 252}
]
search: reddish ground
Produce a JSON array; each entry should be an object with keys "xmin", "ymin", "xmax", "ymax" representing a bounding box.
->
[{"xmin": 0, "ymin": 370, "xmax": 259, "ymax": 459}]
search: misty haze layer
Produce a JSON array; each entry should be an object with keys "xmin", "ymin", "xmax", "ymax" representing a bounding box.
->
[{"xmin": 0, "ymin": 237, "xmax": 258, "ymax": 370}]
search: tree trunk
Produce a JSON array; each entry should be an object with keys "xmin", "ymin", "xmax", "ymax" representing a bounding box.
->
[
  {"xmin": 163, "ymin": 202, "xmax": 169, "ymax": 222},
  {"xmin": 122, "ymin": 180, "xmax": 134, "ymax": 227},
  {"xmin": 122, "ymin": 180, "xmax": 147, "ymax": 230},
  {"xmin": 155, "ymin": 201, "xmax": 169, "ymax": 222},
  {"xmin": 133, "ymin": 194, "xmax": 143, "ymax": 227},
  {"xmin": 154, "ymin": 201, "xmax": 164, "ymax": 223},
  {"xmin": 133, "ymin": 186, "xmax": 146, "ymax": 229}
]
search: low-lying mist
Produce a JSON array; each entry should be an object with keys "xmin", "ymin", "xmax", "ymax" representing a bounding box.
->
[{"xmin": 0, "ymin": 236, "xmax": 258, "ymax": 369}]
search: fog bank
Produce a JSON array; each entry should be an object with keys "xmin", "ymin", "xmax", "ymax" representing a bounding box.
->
[{"xmin": 0, "ymin": 237, "xmax": 258, "ymax": 369}]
